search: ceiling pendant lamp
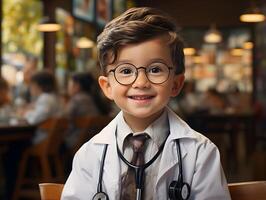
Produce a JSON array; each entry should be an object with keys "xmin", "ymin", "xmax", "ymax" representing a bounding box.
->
[
  {"xmin": 184, "ymin": 47, "xmax": 196, "ymax": 56},
  {"xmin": 204, "ymin": 24, "xmax": 222, "ymax": 44},
  {"xmin": 240, "ymin": 3, "xmax": 265, "ymax": 23},
  {"xmin": 76, "ymin": 37, "xmax": 94, "ymax": 48},
  {"xmin": 37, "ymin": 16, "xmax": 61, "ymax": 32}
]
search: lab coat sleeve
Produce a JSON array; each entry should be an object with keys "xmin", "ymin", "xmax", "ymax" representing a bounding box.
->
[
  {"xmin": 61, "ymin": 143, "xmax": 100, "ymax": 200},
  {"xmin": 190, "ymin": 141, "xmax": 231, "ymax": 200}
]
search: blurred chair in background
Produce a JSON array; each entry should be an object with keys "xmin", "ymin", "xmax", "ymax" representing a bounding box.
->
[
  {"xmin": 12, "ymin": 117, "xmax": 69, "ymax": 200},
  {"xmin": 228, "ymin": 181, "xmax": 266, "ymax": 200}
]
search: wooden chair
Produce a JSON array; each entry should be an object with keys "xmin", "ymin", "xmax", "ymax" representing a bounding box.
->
[
  {"xmin": 39, "ymin": 183, "xmax": 64, "ymax": 200},
  {"xmin": 71, "ymin": 115, "xmax": 112, "ymax": 154},
  {"xmin": 228, "ymin": 181, "xmax": 266, "ymax": 200},
  {"xmin": 12, "ymin": 117, "xmax": 69, "ymax": 200}
]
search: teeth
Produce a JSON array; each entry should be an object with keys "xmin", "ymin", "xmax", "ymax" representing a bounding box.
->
[{"xmin": 131, "ymin": 96, "xmax": 151, "ymax": 100}]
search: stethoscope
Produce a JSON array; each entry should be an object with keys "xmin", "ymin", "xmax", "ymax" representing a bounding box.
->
[{"xmin": 92, "ymin": 131, "xmax": 191, "ymax": 200}]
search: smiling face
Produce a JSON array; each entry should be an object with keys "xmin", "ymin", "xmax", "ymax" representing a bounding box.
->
[{"xmin": 98, "ymin": 35, "xmax": 184, "ymax": 131}]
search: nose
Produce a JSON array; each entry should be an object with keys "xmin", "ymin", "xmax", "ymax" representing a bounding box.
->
[{"xmin": 132, "ymin": 68, "xmax": 150, "ymax": 88}]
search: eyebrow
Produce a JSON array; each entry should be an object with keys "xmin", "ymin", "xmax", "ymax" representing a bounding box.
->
[{"xmin": 114, "ymin": 58, "xmax": 170, "ymax": 66}]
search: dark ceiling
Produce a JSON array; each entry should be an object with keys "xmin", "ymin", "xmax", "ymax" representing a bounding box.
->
[{"xmin": 136, "ymin": 0, "xmax": 266, "ymax": 28}]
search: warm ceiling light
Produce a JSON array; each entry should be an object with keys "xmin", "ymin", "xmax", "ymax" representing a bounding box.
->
[
  {"xmin": 230, "ymin": 48, "xmax": 244, "ymax": 56},
  {"xmin": 184, "ymin": 48, "xmax": 196, "ymax": 56},
  {"xmin": 37, "ymin": 17, "xmax": 61, "ymax": 32},
  {"xmin": 243, "ymin": 42, "xmax": 253, "ymax": 49},
  {"xmin": 193, "ymin": 55, "xmax": 203, "ymax": 64},
  {"xmin": 240, "ymin": 6, "xmax": 265, "ymax": 22},
  {"xmin": 204, "ymin": 24, "xmax": 222, "ymax": 43},
  {"xmin": 76, "ymin": 37, "xmax": 94, "ymax": 48}
]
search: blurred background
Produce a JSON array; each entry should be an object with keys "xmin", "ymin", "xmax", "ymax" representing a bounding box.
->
[{"xmin": 0, "ymin": 0, "xmax": 266, "ymax": 199}]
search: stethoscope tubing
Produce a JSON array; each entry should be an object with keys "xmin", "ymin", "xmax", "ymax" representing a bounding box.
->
[
  {"xmin": 116, "ymin": 131, "xmax": 168, "ymax": 191},
  {"xmin": 97, "ymin": 144, "xmax": 108, "ymax": 193},
  {"xmin": 94, "ymin": 128, "xmax": 190, "ymax": 200}
]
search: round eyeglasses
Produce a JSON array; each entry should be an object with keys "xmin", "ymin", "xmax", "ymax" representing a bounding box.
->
[{"xmin": 108, "ymin": 62, "xmax": 173, "ymax": 85}]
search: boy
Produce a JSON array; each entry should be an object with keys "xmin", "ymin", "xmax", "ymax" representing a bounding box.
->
[{"xmin": 62, "ymin": 7, "xmax": 231, "ymax": 200}]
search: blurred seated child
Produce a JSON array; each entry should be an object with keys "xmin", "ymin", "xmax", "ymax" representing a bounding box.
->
[
  {"xmin": 65, "ymin": 72, "xmax": 100, "ymax": 118},
  {"xmin": 64, "ymin": 72, "xmax": 111, "ymax": 149},
  {"xmin": 202, "ymin": 88, "xmax": 226, "ymax": 114},
  {"xmin": 21, "ymin": 70, "xmax": 62, "ymax": 143}
]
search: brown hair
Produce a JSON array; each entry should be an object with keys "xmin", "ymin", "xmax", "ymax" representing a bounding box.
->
[
  {"xmin": 30, "ymin": 70, "xmax": 57, "ymax": 93},
  {"xmin": 97, "ymin": 7, "xmax": 185, "ymax": 75}
]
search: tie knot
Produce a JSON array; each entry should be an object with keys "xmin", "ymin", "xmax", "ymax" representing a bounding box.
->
[{"xmin": 129, "ymin": 133, "xmax": 149, "ymax": 153}]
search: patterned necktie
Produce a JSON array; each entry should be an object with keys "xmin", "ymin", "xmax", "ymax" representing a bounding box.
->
[{"xmin": 120, "ymin": 133, "xmax": 149, "ymax": 200}]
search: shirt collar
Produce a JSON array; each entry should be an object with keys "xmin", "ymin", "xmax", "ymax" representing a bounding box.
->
[{"xmin": 117, "ymin": 109, "xmax": 169, "ymax": 151}]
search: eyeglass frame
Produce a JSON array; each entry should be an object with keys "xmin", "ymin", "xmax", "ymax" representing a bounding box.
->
[{"xmin": 107, "ymin": 62, "xmax": 174, "ymax": 86}]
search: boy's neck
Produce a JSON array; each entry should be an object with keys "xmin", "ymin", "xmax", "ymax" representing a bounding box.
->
[{"xmin": 122, "ymin": 109, "xmax": 165, "ymax": 132}]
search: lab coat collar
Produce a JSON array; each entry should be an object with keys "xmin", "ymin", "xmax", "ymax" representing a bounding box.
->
[{"xmin": 92, "ymin": 107, "xmax": 197, "ymax": 144}]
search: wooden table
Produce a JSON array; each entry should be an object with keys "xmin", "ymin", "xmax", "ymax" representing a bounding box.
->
[{"xmin": 0, "ymin": 123, "xmax": 37, "ymax": 143}]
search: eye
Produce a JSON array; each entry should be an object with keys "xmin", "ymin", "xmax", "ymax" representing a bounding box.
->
[
  {"xmin": 147, "ymin": 63, "xmax": 166, "ymax": 74},
  {"xmin": 148, "ymin": 66, "xmax": 162, "ymax": 73},
  {"xmin": 117, "ymin": 64, "xmax": 135, "ymax": 75},
  {"xmin": 120, "ymin": 68, "xmax": 133, "ymax": 74}
]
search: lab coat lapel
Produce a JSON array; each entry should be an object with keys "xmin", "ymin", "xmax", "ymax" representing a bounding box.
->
[
  {"xmin": 156, "ymin": 135, "xmax": 187, "ymax": 186},
  {"xmin": 91, "ymin": 115, "xmax": 121, "ymax": 199},
  {"xmin": 156, "ymin": 108, "xmax": 194, "ymax": 186}
]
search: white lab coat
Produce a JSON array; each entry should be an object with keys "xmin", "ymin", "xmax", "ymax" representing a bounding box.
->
[{"xmin": 62, "ymin": 108, "xmax": 231, "ymax": 200}]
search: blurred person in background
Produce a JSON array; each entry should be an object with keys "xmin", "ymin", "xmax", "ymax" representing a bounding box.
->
[
  {"xmin": 64, "ymin": 72, "xmax": 110, "ymax": 148},
  {"xmin": 13, "ymin": 56, "xmax": 37, "ymax": 106},
  {"xmin": 172, "ymin": 81, "xmax": 202, "ymax": 117},
  {"xmin": 65, "ymin": 72, "xmax": 100, "ymax": 118},
  {"xmin": 202, "ymin": 88, "xmax": 226, "ymax": 114},
  {"xmin": 19, "ymin": 70, "xmax": 63, "ymax": 143}
]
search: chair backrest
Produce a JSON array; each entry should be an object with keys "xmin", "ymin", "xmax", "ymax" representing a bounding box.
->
[
  {"xmin": 228, "ymin": 181, "xmax": 266, "ymax": 200},
  {"xmin": 37, "ymin": 117, "xmax": 69, "ymax": 154},
  {"xmin": 72, "ymin": 115, "xmax": 112, "ymax": 154},
  {"xmin": 39, "ymin": 183, "xmax": 64, "ymax": 200}
]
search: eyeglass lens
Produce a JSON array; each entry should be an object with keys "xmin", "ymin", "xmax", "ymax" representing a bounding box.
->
[{"xmin": 112, "ymin": 62, "xmax": 172, "ymax": 85}]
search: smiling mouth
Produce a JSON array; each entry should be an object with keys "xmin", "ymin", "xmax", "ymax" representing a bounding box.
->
[{"xmin": 128, "ymin": 95, "xmax": 154, "ymax": 100}]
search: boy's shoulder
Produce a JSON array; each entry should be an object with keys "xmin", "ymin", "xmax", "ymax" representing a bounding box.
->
[{"xmin": 167, "ymin": 107, "xmax": 217, "ymax": 147}]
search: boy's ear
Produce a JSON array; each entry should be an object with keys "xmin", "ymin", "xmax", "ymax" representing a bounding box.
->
[
  {"xmin": 98, "ymin": 76, "xmax": 114, "ymax": 100},
  {"xmin": 171, "ymin": 74, "xmax": 185, "ymax": 97}
]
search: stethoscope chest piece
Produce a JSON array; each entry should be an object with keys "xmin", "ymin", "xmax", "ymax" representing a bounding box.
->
[
  {"xmin": 169, "ymin": 180, "xmax": 190, "ymax": 200},
  {"xmin": 92, "ymin": 192, "xmax": 109, "ymax": 200},
  {"xmin": 181, "ymin": 182, "xmax": 190, "ymax": 200}
]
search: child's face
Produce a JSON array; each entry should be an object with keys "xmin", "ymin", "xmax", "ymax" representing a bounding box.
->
[
  {"xmin": 29, "ymin": 82, "xmax": 41, "ymax": 98},
  {"xmin": 67, "ymin": 79, "xmax": 79, "ymax": 96},
  {"xmin": 99, "ymin": 35, "xmax": 184, "ymax": 125}
]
